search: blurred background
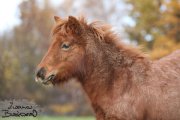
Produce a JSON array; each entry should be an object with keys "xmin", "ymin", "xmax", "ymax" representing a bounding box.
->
[{"xmin": 0, "ymin": 0, "xmax": 179, "ymax": 119}]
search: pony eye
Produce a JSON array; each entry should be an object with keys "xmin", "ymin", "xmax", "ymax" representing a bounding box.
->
[{"xmin": 61, "ymin": 43, "xmax": 70, "ymax": 50}]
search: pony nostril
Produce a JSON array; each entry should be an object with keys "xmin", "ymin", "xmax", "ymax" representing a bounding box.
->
[
  {"xmin": 36, "ymin": 67, "xmax": 46, "ymax": 80},
  {"xmin": 47, "ymin": 75, "xmax": 55, "ymax": 81}
]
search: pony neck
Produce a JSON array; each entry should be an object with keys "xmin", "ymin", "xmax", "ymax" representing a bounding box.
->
[{"xmin": 79, "ymin": 36, "xmax": 150, "ymax": 105}]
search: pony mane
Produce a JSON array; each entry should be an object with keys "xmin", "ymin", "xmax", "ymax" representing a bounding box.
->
[
  {"xmin": 52, "ymin": 16, "xmax": 111, "ymax": 37},
  {"xmin": 86, "ymin": 18, "xmax": 147, "ymax": 58},
  {"xmin": 52, "ymin": 16, "xmax": 147, "ymax": 58}
]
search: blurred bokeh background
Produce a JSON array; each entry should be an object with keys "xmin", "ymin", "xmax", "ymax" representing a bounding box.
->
[{"xmin": 0, "ymin": 0, "xmax": 180, "ymax": 119}]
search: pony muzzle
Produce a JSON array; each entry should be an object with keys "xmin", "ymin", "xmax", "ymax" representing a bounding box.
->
[{"xmin": 35, "ymin": 67, "xmax": 57, "ymax": 84}]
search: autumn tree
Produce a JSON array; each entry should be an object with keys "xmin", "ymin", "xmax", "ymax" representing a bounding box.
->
[
  {"xmin": 125, "ymin": 0, "xmax": 180, "ymax": 59},
  {"xmin": 0, "ymin": 0, "xmax": 56, "ymax": 100},
  {"xmin": 0, "ymin": 0, "xmax": 94, "ymax": 115},
  {"xmin": 151, "ymin": 0, "xmax": 180, "ymax": 59}
]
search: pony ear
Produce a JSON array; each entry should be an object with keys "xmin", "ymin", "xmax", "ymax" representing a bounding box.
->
[
  {"xmin": 54, "ymin": 16, "xmax": 62, "ymax": 23},
  {"xmin": 67, "ymin": 16, "xmax": 83, "ymax": 35}
]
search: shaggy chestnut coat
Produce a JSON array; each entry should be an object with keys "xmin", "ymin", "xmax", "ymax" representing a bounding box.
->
[
  {"xmin": 83, "ymin": 48, "xmax": 180, "ymax": 120},
  {"xmin": 77, "ymin": 24, "xmax": 180, "ymax": 120},
  {"xmin": 40, "ymin": 16, "xmax": 180, "ymax": 120}
]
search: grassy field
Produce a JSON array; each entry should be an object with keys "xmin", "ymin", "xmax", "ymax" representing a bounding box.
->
[{"xmin": 0, "ymin": 116, "xmax": 95, "ymax": 120}]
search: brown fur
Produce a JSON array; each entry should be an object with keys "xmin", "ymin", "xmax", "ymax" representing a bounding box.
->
[{"xmin": 36, "ymin": 16, "xmax": 180, "ymax": 120}]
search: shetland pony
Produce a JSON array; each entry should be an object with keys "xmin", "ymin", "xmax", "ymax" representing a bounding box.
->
[{"xmin": 35, "ymin": 16, "xmax": 180, "ymax": 120}]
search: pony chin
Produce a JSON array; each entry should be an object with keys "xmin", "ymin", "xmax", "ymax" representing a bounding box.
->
[{"xmin": 51, "ymin": 76, "xmax": 74, "ymax": 86}]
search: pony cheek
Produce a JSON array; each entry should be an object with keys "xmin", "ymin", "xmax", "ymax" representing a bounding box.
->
[
  {"xmin": 58, "ymin": 62, "xmax": 75, "ymax": 76},
  {"xmin": 56, "ymin": 65, "xmax": 69, "ymax": 77}
]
